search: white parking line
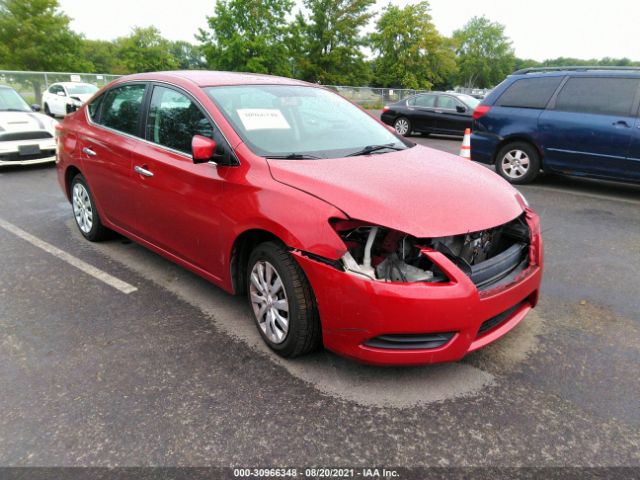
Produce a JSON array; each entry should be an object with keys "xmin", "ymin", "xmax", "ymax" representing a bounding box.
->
[{"xmin": 0, "ymin": 218, "xmax": 137, "ymax": 294}]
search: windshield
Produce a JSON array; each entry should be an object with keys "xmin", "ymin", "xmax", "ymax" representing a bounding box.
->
[
  {"xmin": 0, "ymin": 87, "xmax": 31, "ymax": 112},
  {"xmin": 66, "ymin": 84, "xmax": 98, "ymax": 95},
  {"xmin": 456, "ymin": 94, "xmax": 481, "ymax": 109},
  {"xmin": 205, "ymin": 85, "xmax": 411, "ymax": 159}
]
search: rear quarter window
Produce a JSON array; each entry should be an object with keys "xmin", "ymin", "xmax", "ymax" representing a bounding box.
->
[
  {"xmin": 555, "ymin": 77, "xmax": 640, "ymax": 117},
  {"xmin": 495, "ymin": 76, "xmax": 563, "ymax": 109}
]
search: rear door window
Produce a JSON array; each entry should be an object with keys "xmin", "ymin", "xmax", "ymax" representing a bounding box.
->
[
  {"xmin": 554, "ymin": 77, "xmax": 640, "ymax": 116},
  {"xmin": 495, "ymin": 76, "xmax": 563, "ymax": 109},
  {"xmin": 98, "ymin": 84, "xmax": 147, "ymax": 136},
  {"xmin": 413, "ymin": 95, "xmax": 436, "ymax": 108}
]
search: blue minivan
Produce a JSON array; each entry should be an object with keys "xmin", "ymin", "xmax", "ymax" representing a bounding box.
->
[{"xmin": 471, "ymin": 67, "xmax": 640, "ymax": 184}]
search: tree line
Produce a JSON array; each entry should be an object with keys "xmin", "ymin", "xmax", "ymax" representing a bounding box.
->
[{"xmin": 1, "ymin": 0, "xmax": 638, "ymax": 91}]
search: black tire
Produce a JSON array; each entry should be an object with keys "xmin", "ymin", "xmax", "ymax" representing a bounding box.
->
[
  {"xmin": 44, "ymin": 103, "xmax": 52, "ymax": 117},
  {"xmin": 247, "ymin": 241, "xmax": 321, "ymax": 358},
  {"xmin": 70, "ymin": 174, "xmax": 109, "ymax": 242},
  {"xmin": 393, "ymin": 116, "xmax": 412, "ymax": 137},
  {"xmin": 495, "ymin": 141, "xmax": 541, "ymax": 185}
]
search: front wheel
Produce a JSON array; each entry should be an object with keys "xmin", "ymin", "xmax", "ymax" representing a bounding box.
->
[
  {"xmin": 394, "ymin": 117, "xmax": 412, "ymax": 137},
  {"xmin": 247, "ymin": 242, "xmax": 321, "ymax": 358},
  {"xmin": 44, "ymin": 103, "xmax": 52, "ymax": 117},
  {"xmin": 495, "ymin": 142, "xmax": 541, "ymax": 184},
  {"xmin": 70, "ymin": 174, "xmax": 109, "ymax": 241}
]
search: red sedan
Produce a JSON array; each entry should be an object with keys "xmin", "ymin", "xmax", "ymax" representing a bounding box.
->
[{"xmin": 56, "ymin": 71, "xmax": 543, "ymax": 366}]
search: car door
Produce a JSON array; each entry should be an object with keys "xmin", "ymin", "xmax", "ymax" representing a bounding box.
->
[
  {"xmin": 54, "ymin": 85, "xmax": 69, "ymax": 115},
  {"xmin": 407, "ymin": 94, "xmax": 437, "ymax": 132},
  {"xmin": 131, "ymin": 84, "xmax": 228, "ymax": 278},
  {"xmin": 47, "ymin": 85, "xmax": 62, "ymax": 115},
  {"xmin": 538, "ymin": 76, "xmax": 640, "ymax": 178},
  {"xmin": 625, "ymin": 115, "xmax": 640, "ymax": 181},
  {"xmin": 78, "ymin": 83, "xmax": 147, "ymax": 233},
  {"xmin": 435, "ymin": 95, "xmax": 470, "ymax": 134}
]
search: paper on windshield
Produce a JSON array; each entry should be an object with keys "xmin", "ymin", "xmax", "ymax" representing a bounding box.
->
[{"xmin": 237, "ymin": 109, "xmax": 291, "ymax": 131}]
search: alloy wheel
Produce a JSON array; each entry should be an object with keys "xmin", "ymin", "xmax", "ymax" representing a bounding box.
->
[
  {"xmin": 501, "ymin": 149, "xmax": 530, "ymax": 179},
  {"xmin": 249, "ymin": 260, "xmax": 290, "ymax": 344},
  {"xmin": 72, "ymin": 183, "xmax": 93, "ymax": 234},
  {"xmin": 394, "ymin": 118, "xmax": 409, "ymax": 136}
]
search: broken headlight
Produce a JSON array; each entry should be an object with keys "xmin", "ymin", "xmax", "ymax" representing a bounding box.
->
[{"xmin": 331, "ymin": 220, "xmax": 447, "ymax": 283}]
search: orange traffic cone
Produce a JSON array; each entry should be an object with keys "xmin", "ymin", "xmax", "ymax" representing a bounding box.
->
[{"xmin": 459, "ymin": 128, "xmax": 471, "ymax": 159}]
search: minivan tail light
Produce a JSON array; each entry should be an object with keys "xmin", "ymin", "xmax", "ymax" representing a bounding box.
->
[{"xmin": 472, "ymin": 105, "xmax": 491, "ymax": 120}]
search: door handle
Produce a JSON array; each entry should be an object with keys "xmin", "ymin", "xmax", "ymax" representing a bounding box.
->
[
  {"xmin": 134, "ymin": 165, "xmax": 154, "ymax": 177},
  {"xmin": 435, "ymin": 110, "xmax": 443, "ymax": 114},
  {"xmin": 613, "ymin": 120, "xmax": 631, "ymax": 128},
  {"xmin": 82, "ymin": 147, "xmax": 96, "ymax": 157}
]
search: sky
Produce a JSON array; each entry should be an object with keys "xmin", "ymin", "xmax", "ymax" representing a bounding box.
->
[{"xmin": 59, "ymin": 0, "xmax": 640, "ymax": 61}]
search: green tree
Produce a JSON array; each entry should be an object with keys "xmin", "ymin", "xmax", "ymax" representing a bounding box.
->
[
  {"xmin": 116, "ymin": 26, "xmax": 179, "ymax": 73},
  {"xmin": 169, "ymin": 41, "xmax": 207, "ymax": 70},
  {"xmin": 0, "ymin": 0, "xmax": 91, "ymax": 101},
  {"xmin": 453, "ymin": 16, "xmax": 515, "ymax": 88},
  {"xmin": 370, "ymin": 1, "xmax": 456, "ymax": 90},
  {"xmin": 296, "ymin": 0, "xmax": 374, "ymax": 85},
  {"xmin": 80, "ymin": 39, "xmax": 126, "ymax": 74},
  {"xmin": 197, "ymin": 0, "xmax": 294, "ymax": 76}
]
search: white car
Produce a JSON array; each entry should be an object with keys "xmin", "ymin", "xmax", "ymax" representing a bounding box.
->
[
  {"xmin": 0, "ymin": 85, "xmax": 58, "ymax": 167},
  {"xmin": 42, "ymin": 82, "xmax": 99, "ymax": 117}
]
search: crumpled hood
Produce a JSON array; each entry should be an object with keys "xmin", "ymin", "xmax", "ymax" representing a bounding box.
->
[
  {"xmin": 267, "ymin": 145, "xmax": 524, "ymax": 238},
  {"xmin": 0, "ymin": 111, "xmax": 56, "ymax": 134}
]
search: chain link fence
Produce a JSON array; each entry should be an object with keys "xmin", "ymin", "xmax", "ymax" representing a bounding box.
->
[
  {"xmin": 2, "ymin": 71, "xmax": 481, "ymax": 108},
  {"xmin": 325, "ymin": 86, "xmax": 430, "ymax": 108},
  {"xmin": 0, "ymin": 70, "xmax": 121, "ymax": 105}
]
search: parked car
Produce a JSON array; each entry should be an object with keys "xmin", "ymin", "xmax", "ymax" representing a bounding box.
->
[
  {"xmin": 56, "ymin": 71, "xmax": 542, "ymax": 366},
  {"xmin": 42, "ymin": 82, "xmax": 99, "ymax": 117},
  {"xmin": 381, "ymin": 92, "xmax": 480, "ymax": 137},
  {"xmin": 472, "ymin": 67, "xmax": 640, "ymax": 184},
  {"xmin": 0, "ymin": 85, "xmax": 57, "ymax": 167}
]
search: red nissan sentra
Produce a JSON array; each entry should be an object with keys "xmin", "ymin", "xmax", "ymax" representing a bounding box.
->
[{"xmin": 56, "ymin": 71, "xmax": 543, "ymax": 366}]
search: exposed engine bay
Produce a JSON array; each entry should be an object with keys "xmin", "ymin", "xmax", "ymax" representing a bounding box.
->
[{"xmin": 334, "ymin": 215, "xmax": 531, "ymax": 289}]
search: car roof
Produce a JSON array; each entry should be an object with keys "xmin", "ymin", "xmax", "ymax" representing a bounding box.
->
[
  {"xmin": 113, "ymin": 70, "xmax": 313, "ymax": 88},
  {"xmin": 511, "ymin": 67, "xmax": 640, "ymax": 78}
]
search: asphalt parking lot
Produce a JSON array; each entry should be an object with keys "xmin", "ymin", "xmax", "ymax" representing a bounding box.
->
[{"xmin": 1, "ymin": 136, "xmax": 639, "ymax": 469}]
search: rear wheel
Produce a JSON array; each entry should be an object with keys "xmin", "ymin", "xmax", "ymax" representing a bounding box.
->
[
  {"xmin": 70, "ymin": 174, "xmax": 109, "ymax": 241},
  {"xmin": 495, "ymin": 142, "xmax": 541, "ymax": 184},
  {"xmin": 247, "ymin": 241, "xmax": 321, "ymax": 358},
  {"xmin": 394, "ymin": 117, "xmax": 412, "ymax": 137}
]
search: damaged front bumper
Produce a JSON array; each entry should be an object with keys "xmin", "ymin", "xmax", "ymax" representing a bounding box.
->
[{"xmin": 292, "ymin": 211, "xmax": 543, "ymax": 366}]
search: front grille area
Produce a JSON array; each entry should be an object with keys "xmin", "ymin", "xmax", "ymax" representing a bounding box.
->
[
  {"xmin": 0, "ymin": 149, "xmax": 56, "ymax": 162},
  {"xmin": 0, "ymin": 131, "xmax": 53, "ymax": 141},
  {"xmin": 364, "ymin": 332, "xmax": 455, "ymax": 350},
  {"xmin": 477, "ymin": 302, "xmax": 525, "ymax": 336}
]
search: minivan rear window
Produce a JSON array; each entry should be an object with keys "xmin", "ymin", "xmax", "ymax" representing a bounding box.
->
[
  {"xmin": 555, "ymin": 77, "xmax": 640, "ymax": 117},
  {"xmin": 496, "ymin": 76, "xmax": 563, "ymax": 109}
]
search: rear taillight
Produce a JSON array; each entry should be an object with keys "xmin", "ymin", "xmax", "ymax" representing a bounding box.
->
[
  {"xmin": 472, "ymin": 105, "xmax": 491, "ymax": 120},
  {"xmin": 383, "ymin": 105, "xmax": 390, "ymax": 111}
]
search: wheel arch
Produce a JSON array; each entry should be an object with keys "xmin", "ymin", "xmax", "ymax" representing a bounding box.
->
[
  {"xmin": 230, "ymin": 228, "xmax": 287, "ymax": 296},
  {"xmin": 64, "ymin": 165, "xmax": 82, "ymax": 201},
  {"xmin": 493, "ymin": 135, "xmax": 544, "ymax": 165}
]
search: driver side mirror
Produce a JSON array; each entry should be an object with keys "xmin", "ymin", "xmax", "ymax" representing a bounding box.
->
[
  {"xmin": 57, "ymin": 91, "xmax": 66, "ymax": 97},
  {"xmin": 31, "ymin": 104, "xmax": 41, "ymax": 112},
  {"xmin": 456, "ymin": 105, "xmax": 467, "ymax": 113},
  {"xmin": 192, "ymin": 135, "xmax": 217, "ymax": 164}
]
